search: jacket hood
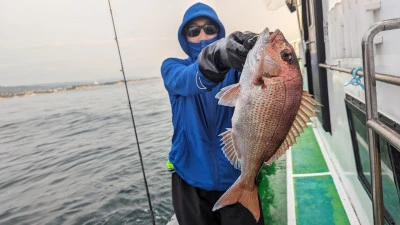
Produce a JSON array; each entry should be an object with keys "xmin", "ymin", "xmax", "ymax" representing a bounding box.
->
[{"xmin": 178, "ymin": 2, "xmax": 225, "ymax": 57}]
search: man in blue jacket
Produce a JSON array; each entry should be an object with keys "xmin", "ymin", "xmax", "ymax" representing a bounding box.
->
[{"xmin": 161, "ymin": 2, "xmax": 263, "ymax": 225}]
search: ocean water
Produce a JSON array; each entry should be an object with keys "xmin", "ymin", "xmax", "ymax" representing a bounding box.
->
[{"xmin": 0, "ymin": 78, "xmax": 174, "ymax": 225}]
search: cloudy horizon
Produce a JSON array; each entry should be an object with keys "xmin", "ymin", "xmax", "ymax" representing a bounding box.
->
[{"xmin": 0, "ymin": 0, "xmax": 300, "ymax": 86}]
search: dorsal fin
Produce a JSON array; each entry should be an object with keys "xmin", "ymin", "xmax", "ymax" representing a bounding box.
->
[
  {"xmin": 265, "ymin": 91, "xmax": 321, "ymax": 165},
  {"xmin": 219, "ymin": 128, "xmax": 242, "ymax": 169},
  {"xmin": 215, "ymin": 83, "xmax": 241, "ymax": 107}
]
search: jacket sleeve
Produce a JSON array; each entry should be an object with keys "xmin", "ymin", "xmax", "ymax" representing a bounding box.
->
[{"xmin": 161, "ymin": 58, "xmax": 220, "ymax": 96}]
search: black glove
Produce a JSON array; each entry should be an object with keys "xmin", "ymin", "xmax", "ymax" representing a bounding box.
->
[{"xmin": 197, "ymin": 31, "xmax": 258, "ymax": 83}]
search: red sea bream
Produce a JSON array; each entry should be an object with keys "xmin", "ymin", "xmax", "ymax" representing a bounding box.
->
[{"xmin": 213, "ymin": 27, "xmax": 321, "ymax": 222}]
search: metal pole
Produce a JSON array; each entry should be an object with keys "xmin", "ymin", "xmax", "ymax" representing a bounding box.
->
[
  {"xmin": 367, "ymin": 120, "xmax": 400, "ymax": 151},
  {"xmin": 106, "ymin": 1, "xmax": 156, "ymax": 224},
  {"xmin": 361, "ymin": 17, "xmax": 400, "ymax": 225},
  {"xmin": 319, "ymin": 64, "xmax": 400, "ymax": 86}
]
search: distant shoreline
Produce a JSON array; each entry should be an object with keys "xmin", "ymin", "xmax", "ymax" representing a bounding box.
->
[{"xmin": 0, "ymin": 77, "xmax": 160, "ymax": 100}]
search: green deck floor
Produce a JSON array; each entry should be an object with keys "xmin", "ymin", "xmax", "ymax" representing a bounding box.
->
[
  {"xmin": 294, "ymin": 175, "xmax": 349, "ymax": 225},
  {"xmin": 258, "ymin": 126, "xmax": 351, "ymax": 225},
  {"xmin": 258, "ymin": 157, "xmax": 287, "ymax": 225},
  {"xmin": 291, "ymin": 127, "xmax": 329, "ymax": 174}
]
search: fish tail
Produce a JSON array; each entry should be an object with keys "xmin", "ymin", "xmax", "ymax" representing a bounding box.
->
[{"xmin": 212, "ymin": 176, "xmax": 261, "ymax": 222}]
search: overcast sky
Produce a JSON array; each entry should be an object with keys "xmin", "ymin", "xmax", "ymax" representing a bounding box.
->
[{"xmin": 0, "ymin": 0, "xmax": 300, "ymax": 86}]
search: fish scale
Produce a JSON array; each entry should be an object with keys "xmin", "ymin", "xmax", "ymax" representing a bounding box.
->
[{"xmin": 213, "ymin": 27, "xmax": 321, "ymax": 222}]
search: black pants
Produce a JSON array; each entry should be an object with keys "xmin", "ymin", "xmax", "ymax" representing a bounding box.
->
[{"xmin": 172, "ymin": 173, "xmax": 264, "ymax": 225}]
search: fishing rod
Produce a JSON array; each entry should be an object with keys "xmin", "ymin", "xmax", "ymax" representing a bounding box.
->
[{"xmin": 106, "ymin": 1, "xmax": 156, "ymax": 225}]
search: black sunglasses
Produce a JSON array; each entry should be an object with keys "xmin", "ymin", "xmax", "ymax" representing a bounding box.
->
[{"xmin": 185, "ymin": 23, "xmax": 219, "ymax": 37}]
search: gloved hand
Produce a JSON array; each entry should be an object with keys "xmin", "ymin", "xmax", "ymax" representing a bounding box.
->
[{"xmin": 198, "ymin": 31, "xmax": 258, "ymax": 83}]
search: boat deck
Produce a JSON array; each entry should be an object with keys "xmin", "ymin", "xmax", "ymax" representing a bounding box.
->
[
  {"xmin": 167, "ymin": 125, "xmax": 360, "ymax": 225},
  {"xmin": 285, "ymin": 126, "xmax": 358, "ymax": 224}
]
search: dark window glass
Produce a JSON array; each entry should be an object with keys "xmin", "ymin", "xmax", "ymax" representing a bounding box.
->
[
  {"xmin": 379, "ymin": 138, "xmax": 400, "ymax": 223},
  {"xmin": 345, "ymin": 94, "xmax": 400, "ymax": 224},
  {"xmin": 391, "ymin": 145, "xmax": 400, "ymax": 201}
]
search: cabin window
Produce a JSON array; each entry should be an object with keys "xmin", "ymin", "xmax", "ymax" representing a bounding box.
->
[{"xmin": 345, "ymin": 94, "xmax": 400, "ymax": 224}]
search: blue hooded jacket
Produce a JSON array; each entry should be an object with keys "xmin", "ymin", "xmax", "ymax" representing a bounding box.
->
[{"xmin": 160, "ymin": 2, "xmax": 241, "ymax": 191}]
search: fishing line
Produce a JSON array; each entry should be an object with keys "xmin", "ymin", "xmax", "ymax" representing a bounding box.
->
[{"xmin": 106, "ymin": 1, "xmax": 156, "ymax": 225}]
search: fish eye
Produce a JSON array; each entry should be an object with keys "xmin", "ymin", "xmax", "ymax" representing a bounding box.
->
[{"xmin": 280, "ymin": 50, "xmax": 293, "ymax": 63}]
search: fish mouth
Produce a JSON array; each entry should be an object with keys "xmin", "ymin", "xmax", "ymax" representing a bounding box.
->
[{"xmin": 269, "ymin": 29, "xmax": 282, "ymax": 43}]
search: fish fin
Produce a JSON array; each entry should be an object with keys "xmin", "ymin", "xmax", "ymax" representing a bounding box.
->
[
  {"xmin": 220, "ymin": 128, "xmax": 242, "ymax": 169},
  {"xmin": 215, "ymin": 83, "xmax": 241, "ymax": 107},
  {"xmin": 212, "ymin": 177, "xmax": 261, "ymax": 222},
  {"xmin": 266, "ymin": 91, "xmax": 321, "ymax": 164}
]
